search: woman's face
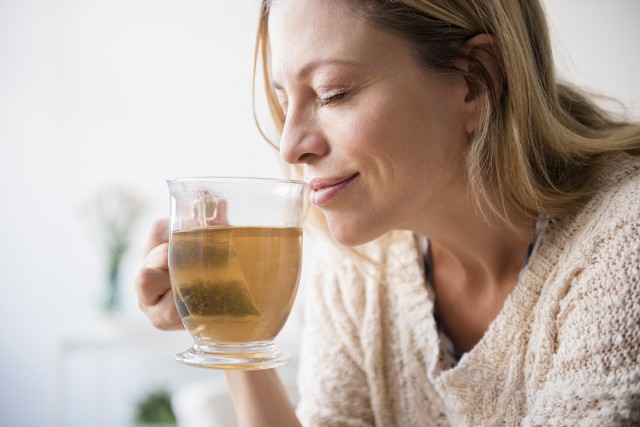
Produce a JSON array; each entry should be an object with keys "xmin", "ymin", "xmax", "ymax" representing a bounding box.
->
[{"xmin": 269, "ymin": 0, "xmax": 475, "ymax": 246}]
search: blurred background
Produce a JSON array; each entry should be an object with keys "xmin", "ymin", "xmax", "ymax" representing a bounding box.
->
[{"xmin": 1, "ymin": 0, "xmax": 638, "ymax": 426}]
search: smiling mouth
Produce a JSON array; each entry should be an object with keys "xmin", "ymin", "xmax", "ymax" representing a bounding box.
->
[{"xmin": 308, "ymin": 173, "xmax": 359, "ymax": 206}]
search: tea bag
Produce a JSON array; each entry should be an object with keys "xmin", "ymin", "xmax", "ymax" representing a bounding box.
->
[
  {"xmin": 177, "ymin": 278, "xmax": 261, "ymax": 319},
  {"xmin": 174, "ymin": 190, "xmax": 261, "ymax": 321}
]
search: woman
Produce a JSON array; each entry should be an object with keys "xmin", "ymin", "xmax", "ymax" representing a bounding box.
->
[{"xmin": 136, "ymin": 0, "xmax": 640, "ymax": 425}]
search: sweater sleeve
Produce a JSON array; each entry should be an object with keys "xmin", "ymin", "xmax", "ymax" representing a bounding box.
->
[
  {"xmin": 523, "ymin": 200, "xmax": 640, "ymax": 426},
  {"xmin": 295, "ymin": 242, "xmax": 375, "ymax": 427}
]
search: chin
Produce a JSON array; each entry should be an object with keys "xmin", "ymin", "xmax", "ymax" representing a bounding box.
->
[{"xmin": 328, "ymin": 219, "xmax": 383, "ymax": 247}]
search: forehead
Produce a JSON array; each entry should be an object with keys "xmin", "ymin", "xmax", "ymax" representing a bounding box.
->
[
  {"xmin": 267, "ymin": 0, "xmax": 361, "ymax": 40},
  {"xmin": 267, "ymin": 0, "xmax": 401, "ymax": 79}
]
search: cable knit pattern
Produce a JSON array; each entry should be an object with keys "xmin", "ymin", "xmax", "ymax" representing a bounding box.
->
[{"xmin": 295, "ymin": 152, "xmax": 640, "ymax": 426}]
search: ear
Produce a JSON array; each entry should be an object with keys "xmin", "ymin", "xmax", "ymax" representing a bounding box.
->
[{"xmin": 460, "ymin": 34, "xmax": 505, "ymax": 135}]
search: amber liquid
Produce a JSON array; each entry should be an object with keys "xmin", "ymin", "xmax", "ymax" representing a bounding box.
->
[{"xmin": 168, "ymin": 226, "xmax": 302, "ymax": 343}]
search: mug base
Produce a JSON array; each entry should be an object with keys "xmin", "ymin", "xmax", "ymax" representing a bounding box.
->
[{"xmin": 175, "ymin": 340, "xmax": 291, "ymax": 370}]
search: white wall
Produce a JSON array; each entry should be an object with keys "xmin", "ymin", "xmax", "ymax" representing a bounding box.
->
[
  {"xmin": 0, "ymin": 1, "xmax": 278, "ymax": 426},
  {"xmin": 0, "ymin": 1, "xmax": 638, "ymax": 426},
  {"xmin": 543, "ymin": 0, "xmax": 640, "ymax": 118}
]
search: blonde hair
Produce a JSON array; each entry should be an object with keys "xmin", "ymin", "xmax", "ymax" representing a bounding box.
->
[{"xmin": 253, "ymin": 0, "xmax": 640, "ymax": 245}]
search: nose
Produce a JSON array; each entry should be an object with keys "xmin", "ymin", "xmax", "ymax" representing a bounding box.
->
[{"xmin": 279, "ymin": 105, "xmax": 329, "ymax": 165}]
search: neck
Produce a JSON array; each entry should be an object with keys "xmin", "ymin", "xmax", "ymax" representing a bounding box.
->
[
  {"xmin": 417, "ymin": 202, "xmax": 537, "ymax": 353},
  {"xmin": 419, "ymin": 203, "xmax": 536, "ymax": 292}
]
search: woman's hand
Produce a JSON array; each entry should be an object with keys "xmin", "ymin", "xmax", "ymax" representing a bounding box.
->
[{"xmin": 135, "ymin": 218, "xmax": 183, "ymax": 330}]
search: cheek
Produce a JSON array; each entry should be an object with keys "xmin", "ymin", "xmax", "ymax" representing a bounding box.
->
[
  {"xmin": 335, "ymin": 99, "xmax": 437, "ymax": 184},
  {"xmin": 326, "ymin": 99, "xmax": 402, "ymax": 163}
]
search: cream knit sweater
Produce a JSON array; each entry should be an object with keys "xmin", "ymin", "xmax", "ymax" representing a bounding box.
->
[{"xmin": 295, "ymin": 152, "xmax": 640, "ymax": 426}]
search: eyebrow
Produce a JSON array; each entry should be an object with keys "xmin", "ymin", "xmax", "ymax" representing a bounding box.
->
[{"xmin": 271, "ymin": 59, "xmax": 364, "ymax": 90}]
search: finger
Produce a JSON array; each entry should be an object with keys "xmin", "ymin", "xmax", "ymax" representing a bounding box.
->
[
  {"xmin": 143, "ymin": 218, "xmax": 170, "ymax": 256},
  {"xmin": 135, "ymin": 265, "xmax": 171, "ymax": 306},
  {"xmin": 135, "ymin": 242, "xmax": 169, "ymax": 305},
  {"xmin": 143, "ymin": 242, "xmax": 169, "ymax": 271},
  {"xmin": 140, "ymin": 291, "xmax": 183, "ymax": 330}
]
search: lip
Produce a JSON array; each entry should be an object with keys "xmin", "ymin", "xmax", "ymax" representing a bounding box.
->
[{"xmin": 308, "ymin": 173, "xmax": 359, "ymax": 206}]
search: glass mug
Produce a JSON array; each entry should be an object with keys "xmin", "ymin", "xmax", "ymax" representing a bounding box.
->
[{"xmin": 167, "ymin": 177, "xmax": 306, "ymax": 369}]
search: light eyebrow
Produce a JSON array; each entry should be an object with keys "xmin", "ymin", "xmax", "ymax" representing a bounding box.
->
[{"xmin": 271, "ymin": 59, "xmax": 364, "ymax": 90}]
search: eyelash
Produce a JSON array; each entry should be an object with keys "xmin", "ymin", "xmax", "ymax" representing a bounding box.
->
[
  {"xmin": 318, "ymin": 91, "xmax": 346, "ymax": 107},
  {"xmin": 279, "ymin": 91, "xmax": 347, "ymax": 124}
]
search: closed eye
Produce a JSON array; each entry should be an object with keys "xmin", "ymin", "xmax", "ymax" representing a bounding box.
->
[{"xmin": 318, "ymin": 91, "xmax": 346, "ymax": 107}]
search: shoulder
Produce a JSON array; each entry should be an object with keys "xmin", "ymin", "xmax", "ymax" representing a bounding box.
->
[
  {"xmin": 525, "ymin": 154, "xmax": 640, "ymax": 413},
  {"xmin": 595, "ymin": 150, "xmax": 640, "ymax": 187},
  {"xmin": 540, "ymin": 152, "xmax": 640, "ymax": 355},
  {"xmin": 590, "ymin": 151, "xmax": 640, "ymax": 217},
  {"xmin": 542, "ymin": 152, "xmax": 639, "ymax": 255},
  {"xmin": 580, "ymin": 152, "xmax": 640, "ymax": 257},
  {"xmin": 534, "ymin": 151, "xmax": 640, "ymax": 348},
  {"xmin": 550, "ymin": 151, "xmax": 639, "ymax": 288}
]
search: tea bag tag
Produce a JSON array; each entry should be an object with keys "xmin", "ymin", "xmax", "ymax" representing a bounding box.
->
[{"xmin": 193, "ymin": 190, "xmax": 229, "ymax": 227}]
